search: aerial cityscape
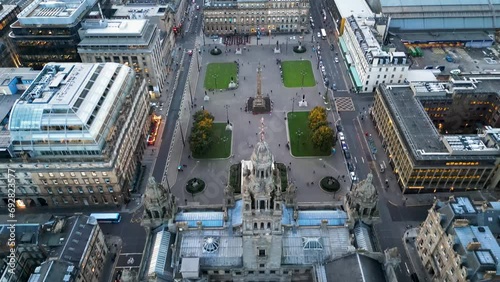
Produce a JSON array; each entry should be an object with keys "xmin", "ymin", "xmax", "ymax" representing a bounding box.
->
[{"xmin": 0, "ymin": 0, "xmax": 500, "ymax": 281}]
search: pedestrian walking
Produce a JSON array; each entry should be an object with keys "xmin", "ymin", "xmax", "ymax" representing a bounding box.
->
[
  {"xmin": 278, "ymin": 144, "xmax": 281, "ymax": 147},
  {"xmin": 249, "ymin": 120, "xmax": 251, "ymax": 124},
  {"xmin": 234, "ymin": 93, "xmax": 236, "ymax": 96}
]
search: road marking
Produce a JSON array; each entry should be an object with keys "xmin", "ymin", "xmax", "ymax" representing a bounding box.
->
[
  {"xmin": 354, "ymin": 157, "xmax": 357, "ymax": 163},
  {"xmin": 120, "ymin": 253, "xmax": 143, "ymax": 255},
  {"xmin": 361, "ymin": 157, "xmax": 365, "ymax": 163},
  {"xmin": 405, "ymin": 262, "xmax": 410, "ymax": 274}
]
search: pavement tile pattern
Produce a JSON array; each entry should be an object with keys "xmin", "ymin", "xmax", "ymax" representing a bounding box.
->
[{"xmin": 334, "ymin": 97, "xmax": 355, "ymax": 112}]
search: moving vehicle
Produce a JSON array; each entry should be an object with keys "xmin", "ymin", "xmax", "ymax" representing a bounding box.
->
[
  {"xmin": 341, "ymin": 141, "xmax": 348, "ymax": 150},
  {"xmin": 334, "ymin": 57, "xmax": 339, "ymax": 63},
  {"xmin": 330, "ymin": 44, "xmax": 335, "ymax": 51},
  {"xmin": 90, "ymin": 213, "xmax": 122, "ymax": 223},
  {"xmin": 147, "ymin": 115, "xmax": 162, "ymax": 146},
  {"xmin": 332, "ymin": 83, "xmax": 337, "ymax": 91},
  {"xmin": 317, "ymin": 32, "xmax": 321, "ymax": 38},
  {"xmin": 320, "ymin": 29, "xmax": 327, "ymax": 40},
  {"xmin": 196, "ymin": 5, "xmax": 200, "ymax": 10},
  {"xmin": 347, "ymin": 162, "xmax": 355, "ymax": 172},
  {"xmin": 350, "ymin": 172, "xmax": 357, "ymax": 182}
]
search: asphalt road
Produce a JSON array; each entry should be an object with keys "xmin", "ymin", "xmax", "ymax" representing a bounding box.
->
[
  {"xmin": 310, "ymin": 1, "xmax": 433, "ymax": 280},
  {"xmin": 151, "ymin": 2, "xmax": 203, "ymax": 183}
]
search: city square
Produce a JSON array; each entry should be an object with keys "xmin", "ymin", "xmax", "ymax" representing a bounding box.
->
[{"xmin": 168, "ymin": 36, "xmax": 350, "ymax": 205}]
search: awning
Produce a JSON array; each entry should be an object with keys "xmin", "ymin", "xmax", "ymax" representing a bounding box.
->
[
  {"xmin": 349, "ymin": 66, "xmax": 363, "ymax": 89},
  {"xmin": 345, "ymin": 54, "xmax": 352, "ymax": 66},
  {"xmin": 339, "ymin": 37, "xmax": 348, "ymax": 53}
]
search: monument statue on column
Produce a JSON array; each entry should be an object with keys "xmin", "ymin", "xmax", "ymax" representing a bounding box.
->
[{"xmin": 247, "ymin": 63, "xmax": 271, "ymax": 114}]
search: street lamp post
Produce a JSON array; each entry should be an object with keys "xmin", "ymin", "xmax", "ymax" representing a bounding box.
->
[
  {"xmin": 296, "ymin": 129, "xmax": 303, "ymax": 147},
  {"xmin": 225, "ymin": 105, "xmax": 230, "ymax": 124},
  {"xmin": 291, "ymin": 97, "xmax": 295, "ymax": 113},
  {"xmin": 212, "ymin": 74, "xmax": 218, "ymax": 89},
  {"xmin": 301, "ymin": 71, "xmax": 306, "ymax": 87},
  {"xmin": 285, "ymin": 37, "xmax": 288, "ymax": 55},
  {"xmin": 178, "ymin": 114, "xmax": 185, "ymax": 147},
  {"xmin": 196, "ymin": 49, "xmax": 201, "ymax": 72},
  {"xmin": 188, "ymin": 78, "xmax": 194, "ymax": 108}
]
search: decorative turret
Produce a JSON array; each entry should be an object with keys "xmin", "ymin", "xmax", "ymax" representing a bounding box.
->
[
  {"xmin": 142, "ymin": 177, "xmax": 177, "ymax": 229},
  {"xmin": 344, "ymin": 173, "xmax": 380, "ymax": 228}
]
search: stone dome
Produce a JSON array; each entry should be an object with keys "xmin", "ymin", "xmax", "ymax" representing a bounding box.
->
[{"xmin": 251, "ymin": 140, "xmax": 273, "ymax": 166}]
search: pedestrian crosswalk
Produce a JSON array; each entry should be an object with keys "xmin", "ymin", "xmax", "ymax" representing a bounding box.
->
[{"xmin": 334, "ymin": 97, "xmax": 355, "ymax": 111}]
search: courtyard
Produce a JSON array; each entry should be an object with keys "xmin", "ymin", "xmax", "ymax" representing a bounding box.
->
[
  {"xmin": 169, "ymin": 37, "xmax": 349, "ymax": 205},
  {"xmin": 204, "ymin": 62, "xmax": 238, "ymax": 90}
]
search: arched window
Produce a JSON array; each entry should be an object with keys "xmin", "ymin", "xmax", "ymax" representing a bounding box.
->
[
  {"xmin": 254, "ymin": 222, "xmax": 258, "ymax": 229},
  {"xmin": 267, "ymin": 222, "xmax": 271, "ymax": 229},
  {"xmin": 260, "ymin": 222, "xmax": 264, "ymax": 229}
]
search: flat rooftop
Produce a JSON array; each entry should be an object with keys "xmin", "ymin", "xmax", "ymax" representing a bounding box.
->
[
  {"xmin": 335, "ymin": 0, "xmax": 373, "ymax": 19},
  {"xmin": 84, "ymin": 19, "xmax": 147, "ymax": 35},
  {"xmin": 379, "ymin": 80, "xmax": 500, "ymax": 161},
  {"xmin": 111, "ymin": 5, "xmax": 169, "ymax": 18},
  {"xmin": 0, "ymin": 67, "xmax": 40, "ymax": 88},
  {"xmin": 17, "ymin": 0, "xmax": 98, "ymax": 25},
  {"xmin": 0, "ymin": 95, "xmax": 20, "ymax": 123}
]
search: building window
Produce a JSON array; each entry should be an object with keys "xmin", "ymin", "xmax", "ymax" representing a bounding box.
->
[
  {"xmin": 88, "ymin": 187, "xmax": 94, "ymax": 194},
  {"xmin": 260, "ymin": 264, "xmax": 265, "ymax": 268},
  {"xmin": 102, "ymin": 172, "xmax": 108, "ymax": 176},
  {"xmin": 91, "ymin": 172, "xmax": 97, "ymax": 177},
  {"xmin": 81, "ymin": 172, "xmax": 86, "ymax": 176},
  {"xmin": 73, "ymin": 197, "xmax": 78, "ymax": 203},
  {"xmin": 98, "ymin": 186, "xmax": 104, "ymax": 193},
  {"xmin": 73, "ymin": 179, "xmax": 79, "ymax": 184},
  {"xmin": 42, "ymin": 179, "xmax": 48, "ymax": 185},
  {"xmin": 84, "ymin": 179, "xmax": 90, "ymax": 184},
  {"xmin": 78, "ymin": 187, "xmax": 84, "ymax": 194},
  {"xmin": 47, "ymin": 188, "xmax": 53, "ymax": 194},
  {"xmin": 48, "ymin": 173, "xmax": 54, "ymax": 177},
  {"xmin": 63, "ymin": 179, "xmax": 69, "ymax": 185},
  {"xmin": 70, "ymin": 172, "xmax": 76, "ymax": 177},
  {"xmin": 94, "ymin": 178, "xmax": 100, "ymax": 184},
  {"xmin": 108, "ymin": 187, "xmax": 114, "ymax": 193},
  {"xmin": 52, "ymin": 179, "xmax": 58, "ymax": 185},
  {"xmin": 104, "ymin": 178, "xmax": 110, "ymax": 184},
  {"xmin": 259, "ymin": 249, "xmax": 266, "ymax": 257},
  {"xmin": 38, "ymin": 173, "xmax": 44, "ymax": 177},
  {"xmin": 59, "ymin": 172, "xmax": 65, "ymax": 177},
  {"xmin": 67, "ymin": 187, "xmax": 73, "ymax": 194}
]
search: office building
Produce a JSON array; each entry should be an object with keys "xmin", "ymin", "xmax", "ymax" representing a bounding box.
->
[
  {"xmin": 0, "ymin": 62, "xmax": 150, "ymax": 209},
  {"xmin": 371, "ymin": 78, "xmax": 500, "ymax": 194},
  {"xmin": 78, "ymin": 19, "xmax": 167, "ymax": 92},
  {"xmin": 367, "ymin": 0, "xmax": 500, "ymax": 32},
  {"xmin": 340, "ymin": 15, "xmax": 408, "ymax": 93},
  {"xmin": 203, "ymin": 0, "xmax": 310, "ymax": 35},
  {"xmin": 0, "ymin": 4, "xmax": 21, "ymax": 67},
  {"xmin": 9, "ymin": 0, "xmax": 99, "ymax": 69},
  {"xmin": 0, "ymin": 224, "xmax": 44, "ymax": 282},
  {"xmin": 416, "ymin": 196, "xmax": 500, "ymax": 281},
  {"xmin": 26, "ymin": 215, "xmax": 108, "ymax": 282},
  {"xmin": 0, "ymin": 67, "xmax": 40, "ymax": 95}
]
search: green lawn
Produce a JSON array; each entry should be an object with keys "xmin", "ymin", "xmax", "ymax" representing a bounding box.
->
[
  {"xmin": 282, "ymin": 60, "xmax": 316, "ymax": 88},
  {"xmin": 287, "ymin": 111, "xmax": 330, "ymax": 157},
  {"xmin": 193, "ymin": 123, "xmax": 232, "ymax": 159},
  {"xmin": 204, "ymin": 63, "xmax": 238, "ymax": 90}
]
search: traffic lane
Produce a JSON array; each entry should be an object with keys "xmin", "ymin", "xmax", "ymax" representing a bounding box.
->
[
  {"xmin": 116, "ymin": 253, "xmax": 142, "ymax": 268},
  {"xmin": 99, "ymin": 213, "xmax": 147, "ymax": 254},
  {"xmin": 340, "ymin": 113, "xmax": 371, "ymax": 178},
  {"xmin": 152, "ymin": 54, "xmax": 191, "ymax": 182}
]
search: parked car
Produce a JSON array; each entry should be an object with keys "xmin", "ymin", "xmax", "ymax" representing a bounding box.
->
[
  {"xmin": 336, "ymin": 124, "xmax": 343, "ymax": 132},
  {"xmin": 347, "ymin": 162, "xmax": 355, "ymax": 172},
  {"xmin": 334, "ymin": 57, "xmax": 339, "ymax": 63},
  {"xmin": 344, "ymin": 150, "xmax": 351, "ymax": 160},
  {"xmin": 332, "ymin": 83, "xmax": 337, "ymax": 91},
  {"xmin": 341, "ymin": 141, "xmax": 348, "ymax": 150},
  {"xmin": 338, "ymin": 132, "xmax": 345, "ymax": 141},
  {"xmin": 330, "ymin": 44, "xmax": 335, "ymax": 51},
  {"xmin": 350, "ymin": 172, "xmax": 357, "ymax": 182},
  {"xmin": 187, "ymin": 50, "xmax": 193, "ymax": 56},
  {"xmin": 317, "ymin": 32, "xmax": 321, "ymax": 38}
]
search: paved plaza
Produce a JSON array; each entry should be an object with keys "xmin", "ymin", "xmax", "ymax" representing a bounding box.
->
[
  {"xmin": 169, "ymin": 37, "xmax": 351, "ymax": 205},
  {"xmin": 334, "ymin": 97, "xmax": 356, "ymax": 112}
]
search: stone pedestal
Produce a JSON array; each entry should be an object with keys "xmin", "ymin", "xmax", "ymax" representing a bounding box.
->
[{"xmin": 274, "ymin": 47, "xmax": 281, "ymax": 54}]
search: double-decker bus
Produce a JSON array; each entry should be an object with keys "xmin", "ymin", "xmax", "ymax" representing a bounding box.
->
[
  {"xmin": 89, "ymin": 213, "xmax": 121, "ymax": 223},
  {"xmin": 320, "ymin": 29, "xmax": 327, "ymax": 40}
]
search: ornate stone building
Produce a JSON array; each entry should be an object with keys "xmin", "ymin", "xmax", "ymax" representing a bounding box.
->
[
  {"xmin": 344, "ymin": 173, "xmax": 380, "ymax": 228},
  {"xmin": 142, "ymin": 177, "xmax": 177, "ymax": 229},
  {"xmin": 203, "ymin": 0, "xmax": 310, "ymax": 36}
]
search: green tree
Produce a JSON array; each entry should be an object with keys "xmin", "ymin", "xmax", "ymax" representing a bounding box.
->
[
  {"xmin": 312, "ymin": 125, "xmax": 334, "ymax": 151},
  {"xmin": 190, "ymin": 110, "xmax": 215, "ymax": 155},
  {"xmin": 308, "ymin": 106, "xmax": 328, "ymax": 131}
]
